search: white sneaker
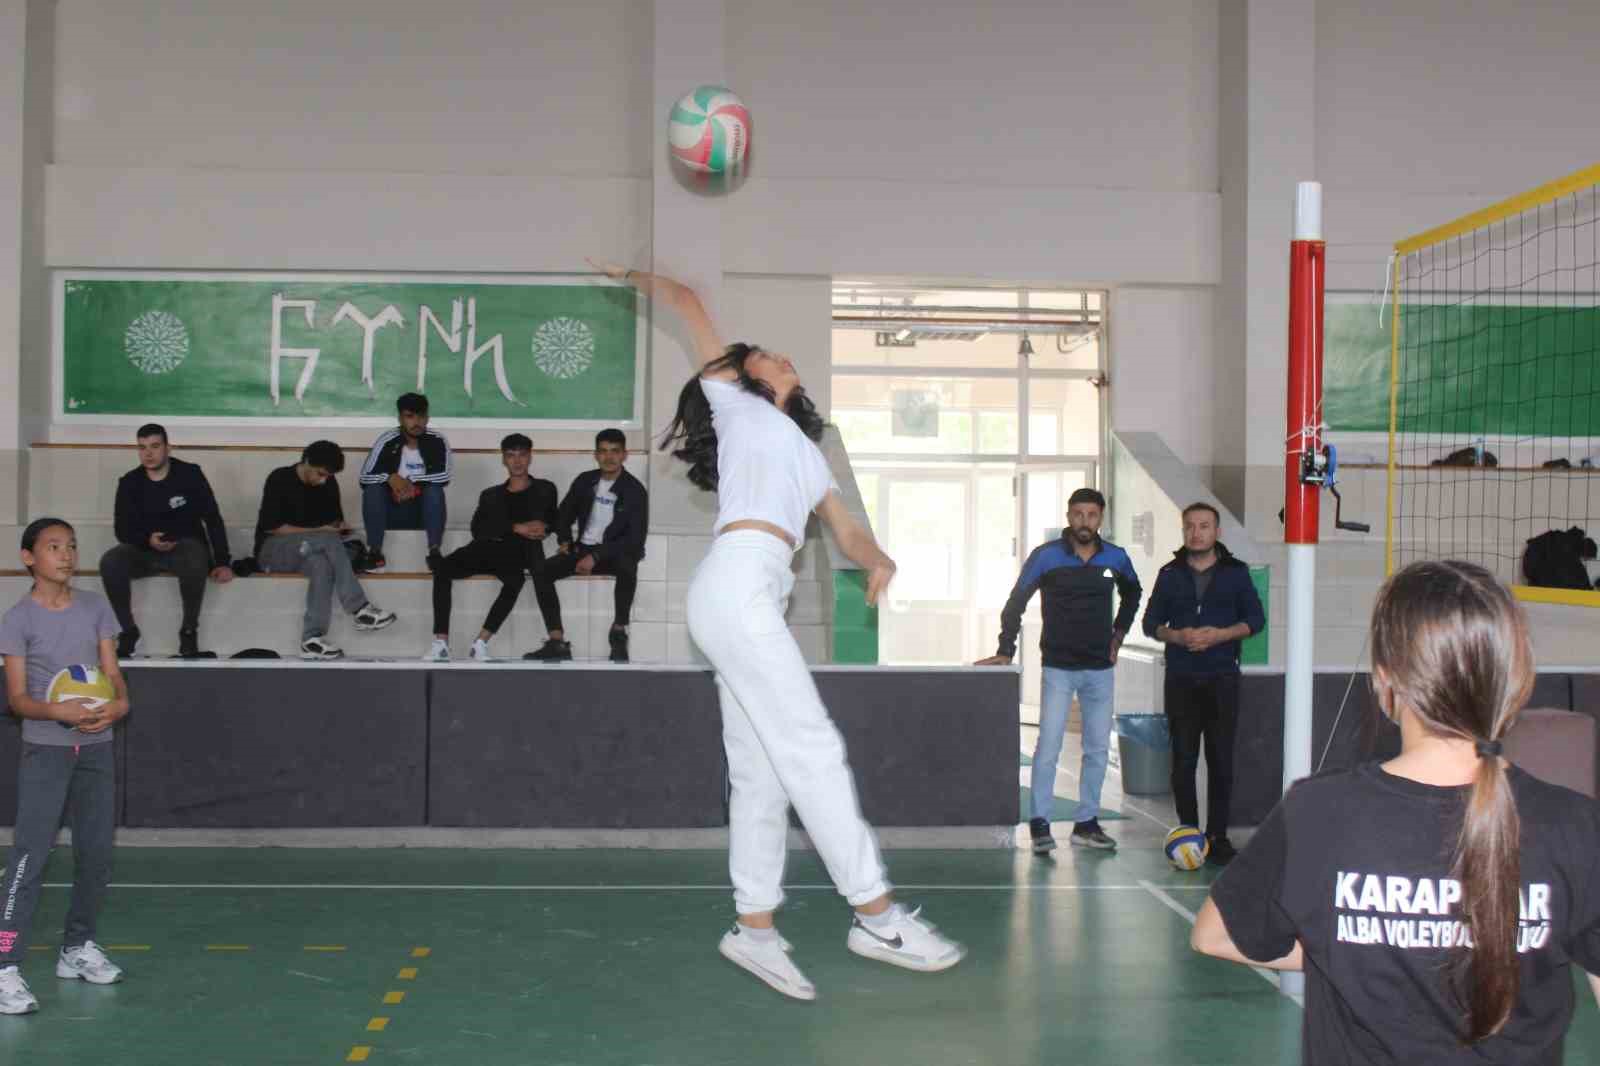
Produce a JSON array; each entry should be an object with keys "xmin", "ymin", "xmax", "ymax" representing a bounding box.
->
[
  {"xmin": 847, "ymin": 904, "xmax": 965, "ymax": 973},
  {"xmin": 57, "ymin": 941, "xmax": 122, "ymax": 985},
  {"xmin": 0, "ymin": 966, "xmax": 38, "ymax": 1014},
  {"xmin": 353, "ymin": 603, "xmax": 397, "ymax": 632},
  {"xmin": 718, "ymin": 925, "xmax": 816, "ymax": 1002},
  {"xmin": 300, "ymin": 636, "xmax": 344, "ymax": 660},
  {"xmin": 469, "ymin": 639, "xmax": 492, "ymax": 662},
  {"xmin": 422, "ymin": 638, "xmax": 450, "ymax": 662}
]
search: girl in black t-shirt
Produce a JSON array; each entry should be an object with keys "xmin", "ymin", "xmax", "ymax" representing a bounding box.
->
[{"xmin": 1193, "ymin": 560, "xmax": 1600, "ymax": 1065}]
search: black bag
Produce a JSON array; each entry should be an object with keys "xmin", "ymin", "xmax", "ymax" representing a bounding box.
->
[{"xmin": 1522, "ymin": 527, "xmax": 1596, "ymax": 590}]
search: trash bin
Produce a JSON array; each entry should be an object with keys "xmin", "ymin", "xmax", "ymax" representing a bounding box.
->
[{"xmin": 1114, "ymin": 713, "xmax": 1172, "ymax": 796}]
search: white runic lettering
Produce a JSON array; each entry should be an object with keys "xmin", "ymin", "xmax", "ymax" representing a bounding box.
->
[
  {"xmin": 331, "ymin": 303, "xmax": 405, "ymax": 392},
  {"xmin": 270, "ymin": 294, "xmax": 319, "ymax": 404},
  {"xmin": 417, "ymin": 299, "xmax": 463, "ymax": 391}
]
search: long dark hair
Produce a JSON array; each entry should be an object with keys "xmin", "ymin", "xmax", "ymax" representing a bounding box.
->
[
  {"xmin": 659, "ymin": 343, "xmax": 826, "ymax": 491},
  {"xmin": 1369, "ymin": 560, "xmax": 1534, "ymax": 1042},
  {"xmin": 20, "ymin": 516, "xmax": 75, "ymax": 582}
]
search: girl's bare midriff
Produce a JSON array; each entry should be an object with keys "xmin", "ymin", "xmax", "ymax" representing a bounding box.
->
[{"xmin": 720, "ymin": 519, "xmax": 797, "ymax": 549}]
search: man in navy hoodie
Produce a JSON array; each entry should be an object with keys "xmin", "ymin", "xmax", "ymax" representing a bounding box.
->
[
  {"xmin": 1140, "ymin": 502, "xmax": 1265, "ymax": 867},
  {"xmin": 979, "ymin": 488, "xmax": 1142, "ymax": 854},
  {"xmin": 100, "ymin": 424, "xmax": 234, "ymax": 658}
]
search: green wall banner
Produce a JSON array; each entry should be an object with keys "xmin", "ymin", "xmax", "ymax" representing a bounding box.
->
[
  {"xmin": 1326, "ymin": 294, "xmax": 1600, "ymax": 436},
  {"xmin": 55, "ymin": 272, "xmax": 641, "ymax": 426}
]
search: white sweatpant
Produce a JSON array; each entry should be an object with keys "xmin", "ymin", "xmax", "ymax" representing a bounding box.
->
[{"xmin": 686, "ymin": 530, "xmax": 891, "ymax": 915}]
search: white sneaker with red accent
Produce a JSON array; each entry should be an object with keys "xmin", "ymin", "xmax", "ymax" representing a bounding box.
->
[
  {"xmin": 57, "ymin": 941, "xmax": 123, "ymax": 984},
  {"xmin": 0, "ymin": 966, "xmax": 38, "ymax": 1014}
]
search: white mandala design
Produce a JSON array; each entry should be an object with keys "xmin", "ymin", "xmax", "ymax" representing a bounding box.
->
[
  {"xmin": 531, "ymin": 317, "xmax": 594, "ymax": 379},
  {"xmin": 124, "ymin": 310, "xmax": 190, "ymax": 374}
]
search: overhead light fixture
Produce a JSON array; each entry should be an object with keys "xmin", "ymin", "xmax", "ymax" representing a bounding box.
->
[{"xmin": 1019, "ymin": 332, "xmax": 1035, "ymax": 358}]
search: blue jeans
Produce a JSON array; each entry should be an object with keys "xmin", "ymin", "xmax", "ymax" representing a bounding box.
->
[
  {"xmin": 362, "ymin": 481, "xmax": 447, "ymax": 553},
  {"xmin": 1031, "ymin": 666, "xmax": 1115, "ymax": 824}
]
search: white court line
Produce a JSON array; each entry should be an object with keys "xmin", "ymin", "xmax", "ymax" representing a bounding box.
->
[
  {"xmin": 43, "ymin": 881, "xmax": 1207, "ymax": 892},
  {"xmin": 1138, "ymin": 879, "xmax": 1304, "ymax": 1008}
]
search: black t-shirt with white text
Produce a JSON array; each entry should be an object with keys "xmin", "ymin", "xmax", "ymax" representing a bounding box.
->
[{"xmin": 1212, "ymin": 762, "xmax": 1600, "ymax": 1065}]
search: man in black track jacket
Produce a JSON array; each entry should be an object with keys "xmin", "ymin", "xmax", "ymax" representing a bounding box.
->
[
  {"xmin": 1141, "ymin": 502, "xmax": 1265, "ymax": 867},
  {"xmin": 526, "ymin": 429, "xmax": 649, "ymax": 664}
]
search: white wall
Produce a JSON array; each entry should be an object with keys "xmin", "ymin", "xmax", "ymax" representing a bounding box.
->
[{"xmin": 1109, "ymin": 288, "xmax": 1215, "ymax": 471}]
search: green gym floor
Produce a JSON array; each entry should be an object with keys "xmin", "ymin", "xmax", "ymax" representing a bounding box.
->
[{"xmin": 8, "ymin": 846, "xmax": 1598, "ymax": 1066}]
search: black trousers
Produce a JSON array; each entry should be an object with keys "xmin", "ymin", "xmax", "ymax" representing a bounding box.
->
[
  {"xmin": 541, "ymin": 547, "xmax": 639, "ymax": 628},
  {"xmin": 1164, "ymin": 672, "xmax": 1241, "ymax": 836},
  {"xmin": 100, "ymin": 539, "xmax": 211, "ymax": 632},
  {"xmin": 431, "ymin": 539, "xmax": 562, "ymax": 637}
]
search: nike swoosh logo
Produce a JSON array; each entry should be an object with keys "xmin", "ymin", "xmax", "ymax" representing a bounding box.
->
[{"xmin": 856, "ymin": 924, "xmax": 903, "ymax": 950}]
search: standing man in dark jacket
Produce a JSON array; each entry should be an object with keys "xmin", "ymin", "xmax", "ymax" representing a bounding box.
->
[
  {"xmin": 356, "ymin": 392, "xmax": 452, "ymax": 573},
  {"xmin": 100, "ymin": 423, "xmax": 234, "ymax": 658},
  {"xmin": 1141, "ymin": 502, "xmax": 1265, "ymax": 867},
  {"xmin": 424, "ymin": 433, "xmax": 560, "ymax": 662},
  {"xmin": 527, "ymin": 429, "xmax": 649, "ymax": 664},
  {"xmin": 977, "ymin": 487, "xmax": 1142, "ymax": 854}
]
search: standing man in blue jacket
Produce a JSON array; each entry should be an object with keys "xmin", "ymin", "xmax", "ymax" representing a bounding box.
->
[
  {"xmin": 978, "ymin": 487, "xmax": 1141, "ymax": 854},
  {"xmin": 1140, "ymin": 502, "xmax": 1265, "ymax": 867}
]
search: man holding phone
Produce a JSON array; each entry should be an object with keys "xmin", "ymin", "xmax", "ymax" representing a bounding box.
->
[{"xmin": 100, "ymin": 423, "xmax": 234, "ymax": 659}]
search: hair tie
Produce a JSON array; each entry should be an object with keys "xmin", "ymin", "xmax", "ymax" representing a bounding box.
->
[{"xmin": 1475, "ymin": 739, "xmax": 1503, "ymax": 759}]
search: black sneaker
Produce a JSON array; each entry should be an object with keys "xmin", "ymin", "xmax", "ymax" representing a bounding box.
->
[
  {"xmin": 177, "ymin": 627, "xmax": 216, "ymax": 660},
  {"xmin": 609, "ymin": 627, "xmax": 630, "ymax": 664},
  {"xmin": 1069, "ymin": 819, "xmax": 1117, "ymax": 850},
  {"xmin": 426, "ymin": 548, "xmax": 444, "ymax": 573},
  {"xmin": 524, "ymin": 639, "xmax": 573, "ymax": 663},
  {"xmin": 116, "ymin": 627, "xmax": 140, "ymax": 659},
  {"xmin": 1028, "ymin": 817, "xmax": 1056, "ymax": 855},
  {"xmin": 1206, "ymin": 834, "xmax": 1238, "ymax": 867},
  {"xmin": 358, "ymin": 550, "xmax": 387, "ymax": 574}
]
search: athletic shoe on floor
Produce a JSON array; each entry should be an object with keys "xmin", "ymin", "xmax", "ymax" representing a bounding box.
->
[
  {"xmin": 609, "ymin": 627, "xmax": 630, "ymax": 663},
  {"xmin": 57, "ymin": 941, "xmax": 122, "ymax": 985},
  {"xmin": 469, "ymin": 638, "xmax": 493, "ymax": 662},
  {"xmin": 353, "ymin": 603, "xmax": 397, "ymax": 631},
  {"xmin": 422, "ymin": 638, "xmax": 450, "ymax": 662},
  {"xmin": 718, "ymin": 925, "xmax": 816, "ymax": 1001},
  {"xmin": 300, "ymin": 636, "xmax": 345, "ymax": 660},
  {"xmin": 1206, "ymin": 834, "xmax": 1238, "ymax": 867},
  {"xmin": 116, "ymin": 626, "xmax": 140, "ymax": 659},
  {"xmin": 523, "ymin": 639, "xmax": 572, "ymax": 662},
  {"xmin": 848, "ymin": 904, "xmax": 965, "ymax": 973},
  {"xmin": 1028, "ymin": 817, "xmax": 1056, "ymax": 855},
  {"xmin": 1070, "ymin": 819, "xmax": 1117, "ymax": 850},
  {"xmin": 0, "ymin": 967, "xmax": 38, "ymax": 1014}
]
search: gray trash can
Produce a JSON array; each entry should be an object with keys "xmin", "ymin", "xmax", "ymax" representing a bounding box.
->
[{"xmin": 1114, "ymin": 713, "xmax": 1172, "ymax": 796}]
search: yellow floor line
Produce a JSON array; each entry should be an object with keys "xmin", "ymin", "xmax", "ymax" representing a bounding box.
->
[
  {"xmin": 397, "ymin": 967, "xmax": 417, "ymax": 980},
  {"xmin": 382, "ymin": 991, "xmax": 405, "ymax": 1005},
  {"xmin": 366, "ymin": 1017, "xmax": 389, "ymax": 1032},
  {"xmin": 346, "ymin": 1047, "xmax": 371, "ymax": 1063}
]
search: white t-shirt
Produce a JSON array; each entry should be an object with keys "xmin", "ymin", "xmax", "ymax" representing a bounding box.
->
[
  {"xmin": 399, "ymin": 445, "xmax": 426, "ymax": 482},
  {"xmin": 580, "ymin": 477, "xmax": 618, "ymax": 546},
  {"xmin": 700, "ymin": 376, "xmax": 838, "ymax": 543}
]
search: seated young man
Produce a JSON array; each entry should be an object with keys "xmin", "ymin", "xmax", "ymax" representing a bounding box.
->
[
  {"xmin": 526, "ymin": 429, "xmax": 648, "ymax": 664},
  {"xmin": 100, "ymin": 423, "xmax": 234, "ymax": 658},
  {"xmin": 424, "ymin": 434, "xmax": 561, "ymax": 662},
  {"xmin": 356, "ymin": 392, "xmax": 452, "ymax": 573},
  {"xmin": 254, "ymin": 440, "xmax": 396, "ymax": 660}
]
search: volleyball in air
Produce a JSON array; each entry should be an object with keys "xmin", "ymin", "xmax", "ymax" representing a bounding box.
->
[
  {"xmin": 1164, "ymin": 825, "xmax": 1210, "ymax": 871},
  {"xmin": 47, "ymin": 663, "xmax": 114, "ymax": 729},
  {"xmin": 668, "ymin": 86, "xmax": 751, "ymax": 174}
]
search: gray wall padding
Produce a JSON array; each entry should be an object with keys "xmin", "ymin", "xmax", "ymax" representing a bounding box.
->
[{"xmin": 119, "ymin": 667, "xmax": 427, "ymax": 828}]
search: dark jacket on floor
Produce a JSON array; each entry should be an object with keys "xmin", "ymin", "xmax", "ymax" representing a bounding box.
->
[{"xmin": 1141, "ymin": 543, "xmax": 1266, "ymax": 676}]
